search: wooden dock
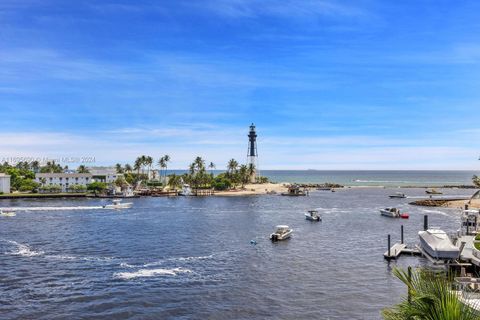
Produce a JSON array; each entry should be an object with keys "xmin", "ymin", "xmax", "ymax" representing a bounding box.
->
[{"xmin": 384, "ymin": 243, "xmax": 421, "ymax": 260}]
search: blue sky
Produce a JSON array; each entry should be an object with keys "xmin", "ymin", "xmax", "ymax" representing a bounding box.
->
[{"xmin": 1, "ymin": 0, "xmax": 480, "ymax": 170}]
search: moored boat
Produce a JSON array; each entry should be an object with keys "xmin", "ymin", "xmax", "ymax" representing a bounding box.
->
[
  {"xmin": 270, "ymin": 225, "xmax": 293, "ymax": 241},
  {"xmin": 103, "ymin": 199, "xmax": 133, "ymax": 210},
  {"xmin": 380, "ymin": 207, "xmax": 401, "ymax": 218},
  {"xmin": 418, "ymin": 228, "xmax": 460, "ymax": 259},
  {"xmin": 305, "ymin": 210, "xmax": 321, "ymax": 221},
  {"xmin": 389, "ymin": 192, "xmax": 406, "ymax": 199},
  {"xmin": 426, "ymin": 188, "xmax": 442, "ymax": 195}
]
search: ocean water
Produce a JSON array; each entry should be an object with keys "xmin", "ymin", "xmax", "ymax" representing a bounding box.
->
[
  {"xmin": 0, "ymin": 186, "xmax": 476, "ymax": 319},
  {"xmin": 169, "ymin": 170, "xmax": 477, "ymax": 187},
  {"xmin": 260, "ymin": 170, "xmax": 478, "ymax": 186}
]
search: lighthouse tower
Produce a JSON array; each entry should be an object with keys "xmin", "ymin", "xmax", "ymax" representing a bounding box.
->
[{"xmin": 247, "ymin": 123, "xmax": 258, "ymax": 182}]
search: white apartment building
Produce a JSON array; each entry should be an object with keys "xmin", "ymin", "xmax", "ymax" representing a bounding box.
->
[
  {"xmin": 35, "ymin": 173, "xmax": 92, "ymax": 192},
  {"xmin": 0, "ymin": 173, "xmax": 11, "ymax": 193}
]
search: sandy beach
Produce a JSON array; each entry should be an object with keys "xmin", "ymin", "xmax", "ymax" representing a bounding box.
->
[
  {"xmin": 442, "ymin": 199, "xmax": 480, "ymax": 209},
  {"xmin": 214, "ymin": 182, "xmax": 288, "ymax": 196}
]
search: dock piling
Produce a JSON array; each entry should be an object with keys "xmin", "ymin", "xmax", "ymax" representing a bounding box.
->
[
  {"xmin": 401, "ymin": 225, "xmax": 404, "ymax": 244},
  {"xmin": 424, "ymin": 215, "xmax": 428, "ymax": 231},
  {"xmin": 388, "ymin": 234, "xmax": 391, "ymax": 258}
]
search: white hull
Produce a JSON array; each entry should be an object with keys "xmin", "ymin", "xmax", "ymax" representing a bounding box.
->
[
  {"xmin": 418, "ymin": 229, "xmax": 460, "ymax": 260},
  {"xmin": 270, "ymin": 230, "xmax": 293, "ymax": 241},
  {"xmin": 103, "ymin": 203, "xmax": 133, "ymax": 209},
  {"xmin": 0, "ymin": 212, "xmax": 16, "ymax": 217},
  {"xmin": 380, "ymin": 209, "xmax": 399, "ymax": 218},
  {"xmin": 305, "ymin": 213, "xmax": 320, "ymax": 221}
]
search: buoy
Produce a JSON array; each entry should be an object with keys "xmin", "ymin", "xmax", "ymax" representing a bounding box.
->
[{"xmin": 250, "ymin": 240, "xmax": 257, "ymax": 245}]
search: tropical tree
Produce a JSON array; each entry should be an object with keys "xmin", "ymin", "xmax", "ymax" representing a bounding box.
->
[
  {"xmin": 115, "ymin": 163, "xmax": 124, "ymax": 174},
  {"xmin": 145, "ymin": 156, "xmax": 153, "ymax": 180},
  {"xmin": 227, "ymin": 159, "xmax": 238, "ymax": 176},
  {"xmin": 134, "ymin": 157, "xmax": 142, "ymax": 175},
  {"xmin": 382, "ymin": 267, "xmax": 480, "ymax": 319},
  {"xmin": 87, "ymin": 182, "xmax": 107, "ymax": 195},
  {"xmin": 30, "ymin": 161, "xmax": 40, "ymax": 173},
  {"xmin": 167, "ymin": 173, "xmax": 182, "ymax": 190},
  {"xmin": 77, "ymin": 165, "xmax": 90, "ymax": 174},
  {"xmin": 238, "ymin": 164, "xmax": 250, "ymax": 188},
  {"xmin": 124, "ymin": 164, "xmax": 133, "ymax": 173},
  {"xmin": 473, "ymin": 175, "xmax": 480, "ymax": 188},
  {"xmin": 158, "ymin": 157, "xmax": 166, "ymax": 182},
  {"xmin": 163, "ymin": 155, "xmax": 170, "ymax": 179},
  {"xmin": 209, "ymin": 162, "xmax": 216, "ymax": 175}
]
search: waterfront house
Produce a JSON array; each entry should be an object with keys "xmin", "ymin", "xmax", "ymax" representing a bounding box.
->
[
  {"xmin": 87, "ymin": 167, "xmax": 123, "ymax": 184},
  {"xmin": 0, "ymin": 173, "xmax": 11, "ymax": 194}
]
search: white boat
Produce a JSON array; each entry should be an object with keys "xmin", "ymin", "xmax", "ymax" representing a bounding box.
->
[
  {"xmin": 270, "ymin": 225, "xmax": 293, "ymax": 241},
  {"xmin": 178, "ymin": 184, "xmax": 192, "ymax": 196},
  {"xmin": 305, "ymin": 210, "xmax": 321, "ymax": 221},
  {"xmin": 389, "ymin": 192, "xmax": 406, "ymax": 199},
  {"xmin": 0, "ymin": 209, "xmax": 16, "ymax": 217},
  {"xmin": 460, "ymin": 209, "xmax": 480, "ymax": 235},
  {"xmin": 380, "ymin": 207, "xmax": 401, "ymax": 218},
  {"xmin": 418, "ymin": 228, "xmax": 460, "ymax": 260},
  {"xmin": 103, "ymin": 199, "xmax": 133, "ymax": 210}
]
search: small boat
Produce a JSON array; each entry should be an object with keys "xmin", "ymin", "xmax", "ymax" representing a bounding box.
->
[
  {"xmin": 380, "ymin": 207, "xmax": 402, "ymax": 218},
  {"xmin": 103, "ymin": 199, "xmax": 133, "ymax": 209},
  {"xmin": 418, "ymin": 228, "xmax": 460, "ymax": 259},
  {"xmin": 178, "ymin": 184, "xmax": 192, "ymax": 196},
  {"xmin": 316, "ymin": 187, "xmax": 331, "ymax": 191},
  {"xmin": 426, "ymin": 188, "xmax": 442, "ymax": 195},
  {"xmin": 0, "ymin": 209, "xmax": 16, "ymax": 217},
  {"xmin": 305, "ymin": 210, "xmax": 321, "ymax": 221},
  {"xmin": 270, "ymin": 225, "xmax": 293, "ymax": 241},
  {"xmin": 389, "ymin": 192, "xmax": 406, "ymax": 199},
  {"xmin": 281, "ymin": 185, "xmax": 308, "ymax": 196}
]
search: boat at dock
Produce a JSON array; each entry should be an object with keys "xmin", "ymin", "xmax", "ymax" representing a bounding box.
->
[
  {"xmin": 103, "ymin": 199, "xmax": 133, "ymax": 210},
  {"xmin": 0, "ymin": 209, "xmax": 16, "ymax": 217},
  {"xmin": 270, "ymin": 225, "xmax": 293, "ymax": 241},
  {"xmin": 281, "ymin": 185, "xmax": 308, "ymax": 196},
  {"xmin": 305, "ymin": 210, "xmax": 321, "ymax": 221},
  {"xmin": 178, "ymin": 184, "xmax": 192, "ymax": 196},
  {"xmin": 380, "ymin": 207, "xmax": 409, "ymax": 219},
  {"xmin": 426, "ymin": 188, "xmax": 443, "ymax": 195},
  {"xmin": 418, "ymin": 228, "xmax": 460, "ymax": 260},
  {"xmin": 389, "ymin": 192, "xmax": 406, "ymax": 199}
]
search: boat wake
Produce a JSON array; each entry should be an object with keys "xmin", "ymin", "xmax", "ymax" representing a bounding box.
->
[
  {"xmin": 421, "ymin": 209, "xmax": 451, "ymax": 217},
  {"xmin": 113, "ymin": 267, "xmax": 192, "ymax": 280},
  {"xmin": 120, "ymin": 254, "xmax": 214, "ymax": 269},
  {"xmin": 0, "ymin": 206, "xmax": 105, "ymax": 212},
  {"xmin": 4, "ymin": 240, "xmax": 44, "ymax": 257}
]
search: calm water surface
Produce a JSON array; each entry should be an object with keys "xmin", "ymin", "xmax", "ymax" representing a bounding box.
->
[{"xmin": 0, "ymin": 188, "xmax": 474, "ymax": 319}]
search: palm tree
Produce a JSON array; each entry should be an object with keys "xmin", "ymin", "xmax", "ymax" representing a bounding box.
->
[
  {"xmin": 227, "ymin": 159, "xmax": 238, "ymax": 176},
  {"xmin": 163, "ymin": 155, "xmax": 170, "ymax": 180},
  {"xmin": 134, "ymin": 157, "xmax": 142, "ymax": 175},
  {"xmin": 208, "ymin": 162, "xmax": 216, "ymax": 175},
  {"xmin": 167, "ymin": 173, "xmax": 182, "ymax": 190},
  {"xmin": 124, "ymin": 164, "xmax": 132, "ymax": 173},
  {"xmin": 383, "ymin": 267, "xmax": 479, "ymax": 319},
  {"xmin": 238, "ymin": 164, "xmax": 249, "ymax": 188},
  {"xmin": 145, "ymin": 156, "xmax": 153, "ymax": 180},
  {"xmin": 158, "ymin": 157, "xmax": 166, "ymax": 182},
  {"xmin": 77, "ymin": 165, "xmax": 89, "ymax": 173},
  {"xmin": 115, "ymin": 163, "xmax": 124, "ymax": 174},
  {"xmin": 31, "ymin": 161, "xmax": 40, "ymax": 173}
]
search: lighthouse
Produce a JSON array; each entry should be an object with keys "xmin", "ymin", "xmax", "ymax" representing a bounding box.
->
[{"xmin": 247, "ymin": 123, "xmax": 258, "ymax": 182}]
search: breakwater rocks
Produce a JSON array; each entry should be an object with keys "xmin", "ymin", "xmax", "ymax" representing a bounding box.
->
[
  {"xmin": 294, "ymin": 183, "xmax": 344, "ymax": 189},
  {"xmin": 409, "ymin": 198, "xmax": 469, "ymax": 207}
]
